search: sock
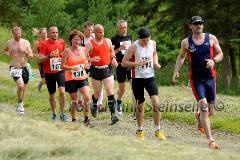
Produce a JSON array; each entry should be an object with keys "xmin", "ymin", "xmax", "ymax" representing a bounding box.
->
[
  {"xmin": 138, "ymin": 126, "xmax": 143, "ymax": 131},
  {"xmin": 92, "ymin": 94, "xmax": 98, "ymax": 106},
  {"xmin": 108, "ymin": 95, "xmax": 115, "ymax": 115},
  {"xmin": 84, "ymin": 116, "xmax": 88, "ymax": 121},
  {"xmin": 155, "ymin": 125, "xmax": 160, "ymax": 131},
  {"xmin": 117, "ymin": 99, "xmax": 122, "ymax": 104}
]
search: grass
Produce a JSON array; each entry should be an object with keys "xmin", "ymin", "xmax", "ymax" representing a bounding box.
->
[
  {"xmin": 0, "ymin": 63, "xmax": 239, "ymax": 159},
  {"xmin": 0, "ymin": 112, "xmax": 240, "ymax": 160},
  {"xmin": 0, "ymin": 63, "xmax": 239, "ymax": 134}
]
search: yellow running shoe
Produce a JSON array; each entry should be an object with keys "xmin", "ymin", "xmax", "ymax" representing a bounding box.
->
[
  {"xmin": 155, "ymin": 130, "xmax": 166, "ymax": 140},
  {"xmin": 136, "ymin": 130, "xmax": 144, "ymax": 140}
]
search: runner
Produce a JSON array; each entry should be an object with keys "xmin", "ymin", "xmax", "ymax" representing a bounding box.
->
[
  {"xmin": 111, "ymin": 19, "xmax": 136, "ymax": 116},
  {"xmin": 32, "ymin": 28, "xmax": 48, "ymax": 91},
  {"xmin": 3, "ymin": 26, "xmax": 33, "ymax": 114},
  {"xmin": 62, "ymin": 29, "xmax": 93, "ymax": 126},
  {"xmin": 122, "ymin": 27, "xmax": 166, "ymax": 140},
  {"xmin": 172, "ymin": 16, "xmax": 223, "ymax": 149},
  {"xmin": 82, "ymin": 21, "xmax": 105, "ymax": 112},
  {"xmin": 39, "ymin": 26, "xmax": 69, "ymax": 122},
  {"xmin": 85, "ymin": 24, "xmax": 119, "ymax": 124}
]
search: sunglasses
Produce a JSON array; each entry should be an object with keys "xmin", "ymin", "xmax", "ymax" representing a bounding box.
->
[{"xmin": 192, "ymin": 22, "xmax": 203, "ymax": 25}]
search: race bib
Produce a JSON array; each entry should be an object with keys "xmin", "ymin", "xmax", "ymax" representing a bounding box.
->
[
  {"xmin": 141, "ymin": 57, "xmax": 153, "ymax": 70},
  {"xmin": 120, "ymin": 40, "xmax": 131, "ymax": 55},
  {"xmin": 72, "ymin": 64, "xmax": 85, "ymax": 79},
  {"xmin": 50, "ymin": 58, "xmax": 61, "ymax": 71},
  {"xmin": 10, "ymin": 68, "xmax": 22, "ymax": 77}
]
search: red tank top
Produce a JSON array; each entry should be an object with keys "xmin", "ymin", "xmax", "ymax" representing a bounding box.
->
[
  {"xmin": 65, "ymin": 47, "xmax": 88, "ymax": 81},
  {"xmin": 89, "ymin": 38, "xmax": 110, "ymax": 66},
  {"xmin": 40, "ymin": 39, "xmax": 65, "ymax": 73}
]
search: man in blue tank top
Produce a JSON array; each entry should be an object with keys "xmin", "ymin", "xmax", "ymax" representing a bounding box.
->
[{"xmin": 172, "ymin": 16, "xmax": 223, "ymax": 149}]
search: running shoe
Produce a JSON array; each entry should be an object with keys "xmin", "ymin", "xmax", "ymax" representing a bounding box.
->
[
  {"xmin": 155, "ymin": 130, "xmax": 166, "ymax": 140},
  {"xmin": 60, "ymin": 113, "xmax": 70, "ymax": 122},
  {"xmin": 90, "ymin": 103, "xmax": 98, "ymax": 118},
  {"xmin": 111, "ymin": 115, "xmax": 119, "ymax": 125},
  {"xmin": 195, "ymin": 112, "xmax": 205, "ymax": 134},
  {"xmin": 16, "ymin": 102, "xmax": 24, "ymax": 114},
  {"xmin": 83, "ymin": 119, "xmax": 95, "ymax": 128},
  {"xmin": 208, "ymin": 140, "xmax": 220, "ymax": 149},
  {"xmin": 136, "ymin": 130, "xmax": 144, "ymax": 140},
  {"xmin": 37, "ymin": 81, "xmax": 43, "ymax": 92},
  {"xmin": 117, "ymin": 100, "xmax": 123, "ymax": 115},
  {"xmin": 52, "ymin": 113, "xmax": 57, "ymax": 122}
]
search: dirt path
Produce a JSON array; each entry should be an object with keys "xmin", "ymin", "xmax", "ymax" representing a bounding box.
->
[{"xmin": 0, "ymin": 62, "xmax": 240, "ymax": 153}]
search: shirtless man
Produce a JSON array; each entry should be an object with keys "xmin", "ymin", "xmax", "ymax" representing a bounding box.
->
[{"xmin": 3, "ymin": 26, "xmax": 33, "ymax": 114}]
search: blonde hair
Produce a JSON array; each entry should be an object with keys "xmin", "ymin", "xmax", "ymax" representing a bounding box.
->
[{"xmin": 32, "ymin": 28, "xmax": 47, "ymax": 36}]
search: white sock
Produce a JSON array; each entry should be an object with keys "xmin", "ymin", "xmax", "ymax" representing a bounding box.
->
[
  {"xmin": 155, "ymin": 125, "xmax": 160, "ymax": 131},
  {"xmin": 138, "ymin": 126, "xmax": 143, "ymax": 131}
]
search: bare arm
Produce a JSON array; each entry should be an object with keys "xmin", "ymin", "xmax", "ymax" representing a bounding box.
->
[
  {"xmin": 212, "ymin": 35, "xmax": 223, "ymax": 62},
  {"xmin": 122, "ymin": 44, "xmax": 148, "ymax": 67},
  {"xmin": 32, "ymin": 41, "xmax": 39, "ymax": 58},
  {"xmin": 152, "ymin": 40, "xmax": 161, "ymax": 69},
  {"xmin": 38, "ymin": 42, "xmax": 50, "ymax": 63},
  {"xmin": 107, "ymin": 39, "xmax": 118, "ymax": 67},
  {"xmin": 85, "ymin": 40, "xmax": 100, "ymax": 62},
  {"xmin": 3, "ymin": 41, "xmax": 12, "ymax": 56},
  {"xmin": 61, "ymin": 48, "xmax": 74, "ymax": 70},
  {"xmin": 172, "ymin": 38, "xmax": 188, "ymax": 84},
  {"xmin": 205, "ymin": 34, "xmax": 224, "ymax": 69},
  {"xmin": 25, "ymin": 41, "xmax": 33, "ymax": 58}
]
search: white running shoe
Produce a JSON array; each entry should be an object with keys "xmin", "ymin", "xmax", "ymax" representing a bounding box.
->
[{"xmin": 16, "ymin": 102, "xmax": 24, "ymax": 114}]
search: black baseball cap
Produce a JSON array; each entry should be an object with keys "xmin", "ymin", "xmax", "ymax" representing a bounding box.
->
[
  {"xmin": 190, "ymin": 16, "xmax": 204, "ymax": 24},
  {"xmin": 138, "ymin": 27, "xmax": 151, "ymax": 39}
]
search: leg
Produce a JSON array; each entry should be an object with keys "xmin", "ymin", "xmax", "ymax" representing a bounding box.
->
[
  {"xmin": 117, "ymin": 82, "xmax": 125, "ymax": 101},
  {"xmin": 90, "ymin": 78, "xmax": 102, "ymax": 117},
  {"xmin": 15, "ymin": 78, "xmax": 25, "ymax": 102},
  {"xmin": 199, "ymin": 98, "xmax": 213, "ymax": 140},
  {"xmin": 15, "ymin": 78, "xmax": 25, "ymax": 113},
  {"xmin": 103, "ymin": 75, "xmax": 115, "ymax": 114},
  {"xmin": 49, "ymin": 93, "xmax": 56, "ymax": 114},
  {"xmin": 58, "ymin": 86, "xmax": 66, "ymax": 113},
  {"xmin": 97, "ymin": 87, "xmax": 105, "ymax": 112},
  {"xmin": 69, "ymin": 92, "xmax": 78, "ymax": 122},
  {"xmin": 80, "ymin": 86, "xmax": 90, "ymax": 119},
  {"xmin": 103, "ymin": 75, "xmax": 119, "ymax": 124},
  {"xmin": 151, "ymin": 95, "xmax": 160, "ymax": 128}
]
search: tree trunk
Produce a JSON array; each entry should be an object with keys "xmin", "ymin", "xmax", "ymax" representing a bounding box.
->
[{"xmin": 221, "ymin": 44, "xmax": 231, "ymax": 86}]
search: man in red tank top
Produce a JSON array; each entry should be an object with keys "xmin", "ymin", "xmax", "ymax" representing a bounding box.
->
[
  {"xmin": 85, "ymin": 24, "xmax": 119, "ymax": 124},
  {"xmin": 39, "ymin": 26, "xmax": 69, "ymax": 122}
]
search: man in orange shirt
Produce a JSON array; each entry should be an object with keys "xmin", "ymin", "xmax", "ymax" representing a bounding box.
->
[
  {"xmin": 85, "ymin": 24, "xmax": 119, "ymax": 124},
  {"xmin": 39, "ymin": 26, "xmax": 69, "ymax": 122}
]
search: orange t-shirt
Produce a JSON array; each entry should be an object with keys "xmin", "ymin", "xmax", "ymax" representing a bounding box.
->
[
  {"xmin": 89, "ymin": 38, "xmax": 110, "ymax": 66},
  {"xmin": 65, "ymin": 47, "xmax": 88, "ymax": 81},
  {"xmin": 40, "ymin": 39, "xmax": 65, "ymax": 73}
]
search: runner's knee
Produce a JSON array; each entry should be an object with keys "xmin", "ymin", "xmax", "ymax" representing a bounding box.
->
[{"xmin": 199, "ymin": 99, "xmax": 208, "ymax": 112}]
